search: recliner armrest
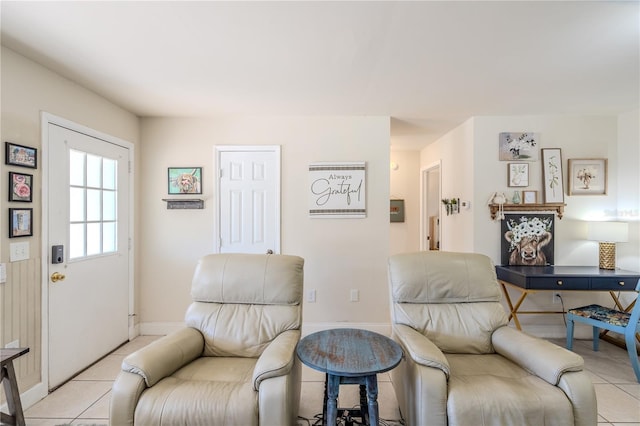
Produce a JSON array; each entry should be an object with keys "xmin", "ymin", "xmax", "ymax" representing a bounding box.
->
[
  {"xmin": 252, "ymin": 329, "xmax": 300, "ymax": 390},
  {"xmin": 393, "ymin": 324, "xmax": 450, "ymax": 378},
  {"xmin": 492, "ymin": 326, "xmax": 583, "ymax": 385},
  {"xmin": 122, "ymin": 327, "xmax": 204, "ymax": 387}
]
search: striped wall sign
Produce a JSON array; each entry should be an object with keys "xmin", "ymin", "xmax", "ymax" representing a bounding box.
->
[{"xmin": 308, "ymin": 162, "xmax": 366, "ymax": 218}]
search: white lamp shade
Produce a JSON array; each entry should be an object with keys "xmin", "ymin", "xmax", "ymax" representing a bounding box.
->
[{"xmin": 587, "ymin": 222, "xmax": 629, "ymax": 243}]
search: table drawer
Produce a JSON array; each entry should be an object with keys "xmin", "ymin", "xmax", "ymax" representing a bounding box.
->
[
  {"xmin": 591, "ymin": 277, "xmax": 637, "ymax": 290},
  {"xmin": 527, "ymin": 277, "xmax": 586, "ymax": 290}
]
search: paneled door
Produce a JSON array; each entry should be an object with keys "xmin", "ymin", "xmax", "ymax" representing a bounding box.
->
[
  {"xmin": 216, "ymin": 146, "xmax": 280, "ymax": 254},
  {"xmin": 46, "ymin": 120, "xmax": 131, "ymax": 389}
]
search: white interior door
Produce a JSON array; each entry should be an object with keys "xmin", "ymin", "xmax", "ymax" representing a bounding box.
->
[
  {"xmin": 47, "ymin": 122, "xmax": 130, "ymax": 389},
  {"xmin": 216, "ymin": 146, "xmax": 280, "ymax": 254}
]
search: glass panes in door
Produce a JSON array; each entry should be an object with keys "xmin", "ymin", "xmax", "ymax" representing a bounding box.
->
[{"xmin": 69, "ymin": 149, "xmax": 118, "ymax": 259}]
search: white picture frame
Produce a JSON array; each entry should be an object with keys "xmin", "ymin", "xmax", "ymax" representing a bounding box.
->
[
  {"xmin": 308, "ymin": 162, "xmax": 367, "ymax": 218},
  {"xmin": 523, "ymin": 190, "xmax": 538, "ymax": 204},
  {"xmin": 508, "ymin": 163, "xmax": 529, "ymax": 187}
]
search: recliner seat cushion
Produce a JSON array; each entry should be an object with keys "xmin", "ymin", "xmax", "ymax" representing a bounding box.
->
[
  {"xmin": 134, "ymin": 357, "xmax": 258, "ymax": 425},
  {"xmin": 446, "ymin": 354, "xmax": 574, "ymax": 426}
]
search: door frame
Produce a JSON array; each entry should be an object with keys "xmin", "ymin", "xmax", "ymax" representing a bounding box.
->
[
  {"xmin": 213, "ymin": 145, "xmax": 281, "ymax": 254},
  {"xmin": 39, "ymin": 112, "xmax": 135, "ymax": 392},
  {"xmin": 420, "ymin": 161, "xmax": 441, "ymax": 251}
]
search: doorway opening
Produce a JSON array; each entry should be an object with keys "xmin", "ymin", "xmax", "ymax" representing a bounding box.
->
[{"xmin": 421, "ymin": 162, "xmax": 441, "ymax": 251}]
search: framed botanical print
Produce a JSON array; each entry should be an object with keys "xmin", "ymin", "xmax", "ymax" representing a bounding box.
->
[
  {"xmin": 541, "ymin": 148, "xmax": 564, "ymax": 203},
  {"xmin": 508, "ymin": 163, "xmax": 529, "ymax": 187}
]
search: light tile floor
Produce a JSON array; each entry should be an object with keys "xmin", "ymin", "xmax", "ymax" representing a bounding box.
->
[{"xmin": 20, "ymin": 336, "xmax": 640, "ymax": 426}]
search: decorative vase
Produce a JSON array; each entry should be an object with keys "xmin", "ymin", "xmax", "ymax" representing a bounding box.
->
[{"xmin": 512, "ymin": 191, "xmax": 521, "ymax": 204}]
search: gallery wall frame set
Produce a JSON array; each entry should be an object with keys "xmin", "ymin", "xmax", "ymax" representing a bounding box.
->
[
  {"xmin": 8, "ymin": 172, "xmax": 33, "ymax": 202},
  {"xmin": 568, "ymin": 158, "xmax": 607, "ymax": 196},
  {"xmin": 5, "ymin": 142, "xmax": 37, "ymax": 169},
  {"xmin": 507, "ymin": 163, "xmax": 529, "ymax": 187},
  {"xmin": 9, "ymin": 208, "xmax": 33, "ymax": 238}
]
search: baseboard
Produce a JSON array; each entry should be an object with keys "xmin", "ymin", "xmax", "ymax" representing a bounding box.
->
[
  {"xmin": 137, "ymin": 321, "xmax": 392, "ymax": 337},
  {"xmin": 301, "ymin": 322, "xmax": 391, "ymax": 337},
  {"xmin": 1, "ymin": 381, "xmax": 48, "ymax": 411},
  {"xmin": 139, "ymin": 321, "xmax": 185, "ymax": 335}
]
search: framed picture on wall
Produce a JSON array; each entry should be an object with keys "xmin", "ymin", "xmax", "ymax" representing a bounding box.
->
[
  {"xmin": 5, "ymin": 142, "xmax": 37, "ymax": 169},
  {"xmin": 567, "ymin": 158, "xmax": 607, "ymax": 196},
  {"xmin": 8, "ymin": 172, "xmax": 33, "ymax": 202},
  {"xmin": 501, "ymin": 213, "xmax": 554, "ymax": 266},
  {"xmin": 541, "ymin": 148, "xmax": 564, "ymax": 203},
  {"xmin": 9, "ymin": 208, "xmax": 33, "ymax": 238},
  {"xmin": 508, "ymin": 163, "xmax": 529, "ymax": 187},
  {"xmin": 522, "ymin": 190, "xmax": 538, "ymax": 204},
  {"xmin": 167, "ymin": 167, "xmax": 202, "ymax": 194}
]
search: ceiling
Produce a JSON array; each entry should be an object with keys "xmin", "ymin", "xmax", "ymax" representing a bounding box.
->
[{"xmin": 1, "ymin": 1, "xmax": 638, "ymax": 150}]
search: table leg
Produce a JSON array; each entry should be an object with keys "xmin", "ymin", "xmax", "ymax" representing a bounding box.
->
[
  {"xmin": 325, "ymin": 374, "xmax": 340, "ymax": 426},
  {"xmin": 365, "ymin": 375, "xmax": 379, "ymax": 426},
  {"xmin": 500, "ymin": 281, "xmax": 527, "ymax": 330},
  {"xmin": 359, "ymin": 383, "xmax": 368, "ymax": 423},
  {"xmin": 1, "ymin": 361, "xmax": 26, "ymax": 426}
]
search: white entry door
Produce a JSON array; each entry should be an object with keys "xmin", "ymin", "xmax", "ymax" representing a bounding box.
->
[
  {"xmin": 216, "ymin": 146, "xmax": 280, "ymax": 254},
  {"xmin": 46, "ymin": 121, "xmax": 130, "ymax": 389}
]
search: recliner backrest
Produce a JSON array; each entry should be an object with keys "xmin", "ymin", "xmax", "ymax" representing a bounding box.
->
[
  {"xmin": 185, "ymin": 253, "xmax": 304, "ymax": 357},
  {"xmin": 389, "ymin": 251, "xmax": 508, "ymax": 354}
]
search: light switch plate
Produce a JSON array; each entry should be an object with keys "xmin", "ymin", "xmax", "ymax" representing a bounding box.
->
[
  {"xmin": 10, "ymin": 241, "xmax": 29, "ymax": 262},
  {"xmin": 0, "ymin": 263, "xmax": 6, "ymax": 283}
]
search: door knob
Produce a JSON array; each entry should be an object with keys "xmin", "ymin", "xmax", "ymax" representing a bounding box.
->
[{"xmin": 51, "ymin": 272, "xmax": 66, "ymax": 283}]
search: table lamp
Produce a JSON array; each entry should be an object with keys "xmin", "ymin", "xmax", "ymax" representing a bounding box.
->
[{"xmin": 587, "ymin": 221, "xmax": 628, "ymax": 269}]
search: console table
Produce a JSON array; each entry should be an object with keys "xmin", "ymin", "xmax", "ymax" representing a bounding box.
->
[
  {"xmin": 296, "ymin": 328, "xmax": 402, "ymax": 426},
  {"xmin": 496, "ymin": 265, "xmax": 640, "ymax": 348},
  {"xmin": 1, "ymin": 347, "xmax": 29, "ymax": 426}
]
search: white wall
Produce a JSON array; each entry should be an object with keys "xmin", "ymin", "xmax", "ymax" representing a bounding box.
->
[
  {"xmin": 420, "ymin": 118, "xmax": 475, "ymax": 252},
  {"xmin": 390, "ymin": 150, "xmax": 420, "ymax": 255},
  {"xmin": 139, "ymin": 116, "xmax": 391, "ymax": 334}
]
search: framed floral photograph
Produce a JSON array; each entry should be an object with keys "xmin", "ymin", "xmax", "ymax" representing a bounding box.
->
[
  {"xmin": 5, "ymin": 142, "xmax": 37, "ymax": 169},
  {"xmin": 508, "ymin": 163, "xmax": 529, "ymax": 187},
  {"xmin": 499, "ymin": 132, "xmax": 539, "ymax": 161},
  {"xmin": 9, "ymin": 207, "xmax": 33, "ymax": 238},
  {"xmin": 568, "ymin": 158, "xmax": 607, "ymax": 196},
  {"xmin": 8, "ymin": 172, "xmax": 33, "ymax": 202},
  {"xmin": 541, "ymin": 148, "xmax": 564, "ymax": 203},
  {"xmin": 522, "ymin": 190, "xmax": 538, "ymax": 204},
  {"xmin": 168, "ymin": 167, "xmax": 202, "ymax": 194}
]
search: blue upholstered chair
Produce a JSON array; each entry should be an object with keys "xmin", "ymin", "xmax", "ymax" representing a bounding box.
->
[{"xmin": 566, "ymin": 279, "xmax": 640, "ymax": 382}]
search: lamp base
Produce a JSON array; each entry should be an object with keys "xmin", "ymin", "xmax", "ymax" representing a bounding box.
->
[{"xmin": 598, "ymin": 242, "xmax": 616, "ymax": 270}]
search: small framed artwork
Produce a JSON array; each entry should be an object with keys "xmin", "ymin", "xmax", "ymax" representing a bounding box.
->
[
  {"xmin": 508, "ymin": 163, "xmax": 529, "ymax": 187},
  {"xmin": 168, "ymin": 167, "xmax": 202, "ymax": 194},
  {"xmin": 9, "ymin": 208, "xmax": 33, "ymax": 238},
  {"xmin": 523, "ymin": 190, "xmax": 538, "ymax": 204},
  {"xmin": 568, "ymin": 158, "xmax": 607, "ymax": 196},
  {"xmin": 5, "ymin": 142, "xmax": 37, "ymax": 169},
  {"xmin": 541, "ymin": 148, "xmax": 564, "ymax": 203},
  {"xmin": 499, "ymin": 132, "xmax": 539, "ymax": 161},
  {"xmin": 8, "ymin": 172, "xmax": 33, "ymax": 202},
  {"xmin": 390, "ymin": 199, "xmax": 405, "ymax": 222}
]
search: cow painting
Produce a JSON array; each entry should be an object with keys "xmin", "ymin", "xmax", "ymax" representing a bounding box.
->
[{"xmin": 501, "ymin": 214, "xmax": 554, "ymax": 266}]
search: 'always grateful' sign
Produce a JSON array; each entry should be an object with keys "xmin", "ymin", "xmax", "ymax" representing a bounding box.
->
[{"xmin": 308, "ymin": 162, "xmax": 366, "ymax": 218}]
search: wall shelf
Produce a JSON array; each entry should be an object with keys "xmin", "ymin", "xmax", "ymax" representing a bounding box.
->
[
  {"xmin": 162, "ymin": 199, "xmax": 204, "ymax": 209},
  {"xmin": 488, "ymin": 203, "xmax": 566, "ymax": 220}
]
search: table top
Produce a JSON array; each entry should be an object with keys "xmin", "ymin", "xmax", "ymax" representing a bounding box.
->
[
  {"xmin": 0, "ymin": 347, "xmax": 29, "ymax": 365},
  {"xmin": 296, "ymin": 328, "xmax": 402, "ymax": 377},
  {"xmin": 496, "ymin": 265, "xmax": 640, "ymax": 277}
]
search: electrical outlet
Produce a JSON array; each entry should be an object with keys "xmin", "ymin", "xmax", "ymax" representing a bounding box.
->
[
  {"xmin": 307, "ymin": 289, "xmax": 316, "ymax": 303},
  {"xmin": 5, "ymin": 340, "xmax": 19, "ymax": 348},
  {"xmin": 552, "ymin": 292, "xmax": 561, "ymax": 304},
  {"xmin": 350, "ymin": 289, "xmax": 359, "ymax": 302}
]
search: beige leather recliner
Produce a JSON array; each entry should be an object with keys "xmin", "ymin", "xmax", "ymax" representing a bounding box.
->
[
  {"xmin": 388, "ymin": 251, "xmax": 597, "ymax": 426},
  {"xmin": 110, "ymin": 253, "xmax": 304, "ymax": 426}
]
